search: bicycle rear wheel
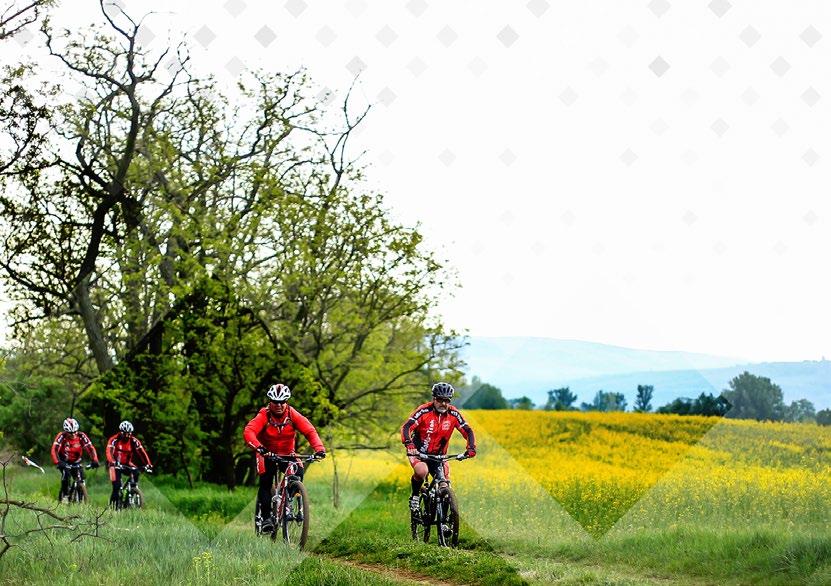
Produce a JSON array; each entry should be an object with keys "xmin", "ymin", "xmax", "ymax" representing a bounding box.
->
[
  {"xmin": 435, "ymin": 487, "xmax": 459, "ymax": 548},
  {"xmin": 410, "ymin": 490, "xmax": 432, "ymax": 543},
  {"xmin": 281, "ymin": 481, "xmax": 309, "ymax": 549}
]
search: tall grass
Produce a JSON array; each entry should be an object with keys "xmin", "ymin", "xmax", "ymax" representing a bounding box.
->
[{"xmin": 2, "ymin": 412, "xmax": 829, "ymax": 585}]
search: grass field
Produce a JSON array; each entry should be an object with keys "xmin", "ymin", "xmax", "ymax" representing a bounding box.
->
[{"xmin": 1, "ymin": 411, "xmax": 829, "ymax": 585}]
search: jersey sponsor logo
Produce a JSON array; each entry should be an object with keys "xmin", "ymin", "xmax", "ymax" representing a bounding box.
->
[{"xmin": 441, "ymin": 420, "xmax": 451, "ymax": 431}]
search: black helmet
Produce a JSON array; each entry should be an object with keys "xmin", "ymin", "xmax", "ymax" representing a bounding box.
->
[{"xmin": 431, "ymin": 382, "xmax": 455, "ymax": 400}]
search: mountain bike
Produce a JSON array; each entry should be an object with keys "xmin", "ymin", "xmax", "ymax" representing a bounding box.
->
[
  {"xmin": 410, "ymin": 452, "xmax": 470, "ymax": 547},
  {"xmin": 111, "ymin": 463, "xmax": 150, "ymax": 510},
  {"xmin": 58, "ymin": 462, "xmax": 92, "ymax": 504},
  {"xmin": 254, "ymin": 453, "xmax": 317, "ymax": 549}
]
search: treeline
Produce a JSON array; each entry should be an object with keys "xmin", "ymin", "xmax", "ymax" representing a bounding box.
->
[
  {"xmin": 462, "ymin": 372, "xmax": 831, "ymax": 425},
  {"xmin": 0, "ymin": 2, "xmax": 461, "ymax": 487}
]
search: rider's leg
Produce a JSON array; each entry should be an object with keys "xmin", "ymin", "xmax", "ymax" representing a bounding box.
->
[
  {"xmin": 410, "ymin": 460, "xmax": 428, "ymax": 496},
  {"xmin": 109, "ymin": 467, "xmax": 121, "ymax": 506},
  {"xmin": 59, "ymin": 468, "xmax": 70, "ymax": 500},
  {"xmin": 256, "ymin": 456, "xmax": 276, "ymax": 526}
]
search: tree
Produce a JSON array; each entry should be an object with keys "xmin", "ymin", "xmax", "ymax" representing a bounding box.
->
[
  {"xmin": 0, "ymin": 1, "xmax": 50, "ymax": 40},
  {"xmin": 464, "ymin": 383, "xmax": 509, "ymax": 410},
  {"xmin": 509, "ymin": 396, "xmax": 534, "ymax": 410},
  {"xmin": 692, "ymin": 393, "xmax": 731, "ymax": 417},
  {"xmin": 656, "ymin": 397, "xmax": 692, "ymax": 415},
  {"xmin": 0, "ymin": 3, "xmax": 462, "ymax": 487},
  {"xmin": 817, "ymin": 409, "xmax": 831, "ymax": 426},
  {"xmin": 581, "ymin": 390, "xmax": 627, "ymax": 412},
  {"xmin": 0, "ymin": 1, "xmax": 53, "ymax": 179},
  {"xmin": 545, "ymin": 387, "xmax": 577, "ymax": 411},
  {"xmin": 784, "ymin": 399, "xmax": 816, "ymax": 423},
  {"xmin": 722, "ymin": 371, "xmax": 785, "ymax": 421},
  {"xmin": 656, "ymin": 393, "xmax": 729, "ymax": 417},
  {"xmin": 634, "ymin": 384, "xmax": 653, "ymax": 412}
]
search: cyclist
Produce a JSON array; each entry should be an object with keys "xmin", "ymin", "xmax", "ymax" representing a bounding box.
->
[
  {"xmin": 243, "ymin": 383, "xmax": 326, "ymax": 534},
  {"xmin": 400, "ymin": 382, "xmax": 476, "ymax": 513},
  {"xmin": 105, "ymin": 420, "xmax": 153, "ymax": 507},
  {"xmin": 51, "ymin": 417, "xmax": 100, "ymax": 501}
]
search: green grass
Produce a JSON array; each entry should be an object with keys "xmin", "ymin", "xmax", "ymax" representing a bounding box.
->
[
  {"xmin": 311, "ymin": 478, "xmax": 831, "ymax": 585},
  {"xmin": 2, "ymin": 458, "xmax": 829, "ymax": 585},
  {"xmin": 315, "ymin": 480, "xmax": 524, "ymax": 586}
]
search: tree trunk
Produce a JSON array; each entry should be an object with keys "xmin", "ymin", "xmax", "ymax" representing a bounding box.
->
[
  {"xmin": 329, "ymin": 434, "xmax": 340, "ymax": 508},
  {"xmin": 74, "ymin": 274, "xmax": 113, "ymax": 373}
]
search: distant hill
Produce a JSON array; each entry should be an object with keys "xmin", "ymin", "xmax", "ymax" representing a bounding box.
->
[{"xmin": 461, "ymin": 337, "xmax": 831, "ymax": 410}]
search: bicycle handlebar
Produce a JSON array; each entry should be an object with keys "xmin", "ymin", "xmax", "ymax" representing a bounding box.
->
[
  {"xmin": 417, "ymin": 452, "xmax": 470, "ymax": 462},
  {"xmin": 111, "ymin": 463, "xmax": 152, "ymax": 473},
  {"xmin": 263, "ymin": 453, "xmax": 319, "ymax": 464},
  {"xmin": 61, "ymin": 462, "xmax": 94, "ymax": 470}
]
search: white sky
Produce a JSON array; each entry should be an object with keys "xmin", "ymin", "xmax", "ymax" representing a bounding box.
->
[{"xmin": 3, "ymin": 0, "xmax": 831, "ymax": 362}]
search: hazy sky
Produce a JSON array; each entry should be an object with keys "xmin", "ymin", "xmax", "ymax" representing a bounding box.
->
[{"xmin": 4, "ymin": 0, "xmax": 830, "ymax": 362}]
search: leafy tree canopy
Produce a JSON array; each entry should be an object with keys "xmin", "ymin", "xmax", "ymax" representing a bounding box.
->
[{"xmin": 722, "ymin": 372, "xmax": 785, "ymax": 421}]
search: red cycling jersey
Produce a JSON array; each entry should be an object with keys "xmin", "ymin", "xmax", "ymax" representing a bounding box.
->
[
  {"xmin": 51, "ymin": 431, "xmax": 99, "ymax": 465},
  {"xmin": 401, "ymin": 402, "xmax": 476, "ymax": 455},
  {"xmin": 105, "ymin": 433, "xmax": 152, "ymax": 467},
  {"xmin": 243, "ymin": 406, "xmax": 325, "ymax": 455}
]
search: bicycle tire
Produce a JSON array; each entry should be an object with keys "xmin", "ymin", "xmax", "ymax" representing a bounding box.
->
[
  {"xmin": 130, "ymin": 486, "xmax": 143, "ymax": 509},
  {"xmin": 281, "ymin": 480, "xmax": 309, "ymax": 549},
  {"xmin": 75, "ymin": 482, "xmax": 89, "ymax": 505},
  {"xmin": 119, "ymin": 487, "xmax": 130, "ymax": 510},
  {"xmin": 435, "ymin": 487, "xmax": 459, "ymax": 548},
  {"xmin": 410, "ymin": 490, "xmax": 432, "ymax": 543}
]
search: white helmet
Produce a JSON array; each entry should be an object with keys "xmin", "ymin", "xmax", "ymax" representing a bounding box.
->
[
  {"xmin": 266, "ymin": 384, "xmax": 291, "ymax": 402},
  {"xmin": 63, "ymin": 417, "xmax": 79, "ymax": 433},
  {"xmin": 119, "ymin": 420, "xmax": 134, "ymax": 433}
]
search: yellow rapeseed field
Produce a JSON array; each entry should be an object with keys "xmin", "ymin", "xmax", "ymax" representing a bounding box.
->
[{"xmin": 450, "ymin": 411, "xmax": 831, "ymax": 537}]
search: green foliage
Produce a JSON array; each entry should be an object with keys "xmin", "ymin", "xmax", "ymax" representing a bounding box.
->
[
  {"xmin": 634, "ymin": 384, "xmax": 653, "ymax": 413},
  {"xmin": 545, "ymin": 387, "xmax": 577, "ymax": 411},
  {"xmin": 464, "ymin": 382, "xmax": 509, "ymax": 410},
  {"xmin": 722, "ymin": 371, "xmax": 786, "ymax": 421},
  {"xmin": 657, "ymin": 393, "xmax": 730, "ymax": 417},
  {"xmin": 818, "ymin": 409, "xmax": 831, "ymax": 426},
  {"xmin": 0, "ymin": 4, "xmax": 462, "ymax": 488},
  {"xmin": 784, "ymin": 399, "xmax": 816, "ymax": 423},
  {"xmin": 508, "ymin": 396, "xmax": 535, "ymax": 410},
  {"xmin": 581, "ymin": 390, "xmax": 627, "ymax": 412},
  {"xmin": 0, "ymin": 371, "xmax": 72, "ymax": 458}
]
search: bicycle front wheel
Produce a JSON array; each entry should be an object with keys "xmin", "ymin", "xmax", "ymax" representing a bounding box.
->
[
  {"xmin": 130, "ymin": 486, "xmax": 144, "ymax": 509},
  {"xmin": 281, "ymin": 481, "xmax": 309, "ymax": 549},
  {"xmin": 74, "ymin": 483, "xmax": 89, "ymax": 505},
  {"xmin": 410, "ymin": 490, "xmax": 432, "ymax": 543},
  {"xmin": 435, "ymin": 487, "xmax": 459, "ymax": 548}
]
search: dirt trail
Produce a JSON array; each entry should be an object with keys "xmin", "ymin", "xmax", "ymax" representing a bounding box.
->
[{"xmin": 321, "ymin": 555, "xmax": 460, "ymax": 586}]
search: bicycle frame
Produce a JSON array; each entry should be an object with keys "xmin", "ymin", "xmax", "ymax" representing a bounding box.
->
[
  {"xmin": 266, "ymin": 454, "xmax": 314, "ymax": 517},
  {"xmin": 61, "ymin": 463, "xmax": 89, "ymax": 503},
  {"xmin": 112, "ymin": 463, "xmax": 146, "ymax": 509},
  {"xmin": 257, "ymin": 453, "xmax": 316, "ymax": 548},
  {"xmin": 411, "ymin": 452, "xmax": 469, "ymax": 547}
]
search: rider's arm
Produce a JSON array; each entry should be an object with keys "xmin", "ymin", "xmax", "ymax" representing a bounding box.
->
[
  {"xmin": 400, "ymin": 405, "xmax": 427, "ymax": 449},
  {"xmin": 81, "ymin": 432, "xmax": 99, "ymax": 463},
  {"xmin": 105, "ymin": 434, "xmax": 117, "ymax": 465},
  {"xmin": 50, "ymin": 432, "xmax": 63, "ymax": 464},
  {"xmin": 450, "ymin": 409, "xmax": 476, "ymax": 452},
  {"xmin": 243, "ymin": 409, "xmax": 268, "ymax": 451},
  {"xmin": 132, "ymin": 436, "xmax": 152, "ymax": 467},
  {"xmin": 290, "ymin": 408, "xmax": 325, "ymax": 453}
]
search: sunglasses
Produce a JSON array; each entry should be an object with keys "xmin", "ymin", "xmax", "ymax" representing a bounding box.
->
[{"xmin": 270, "ymin": 400, "xmax": 287, "ymax": 406}]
